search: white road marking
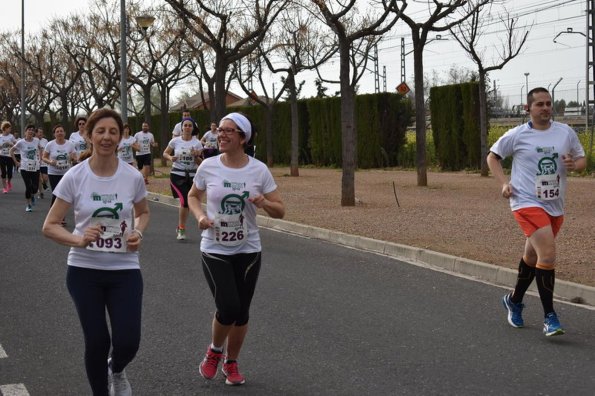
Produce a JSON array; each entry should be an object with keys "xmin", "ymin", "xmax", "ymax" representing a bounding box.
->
[
  {"xmin": 0, "ymin": 344, "xmax": 7, "ymax": 358},
  {"xmin": 0, "ymin": 384, "xmax": 30, "ymax": 396}
]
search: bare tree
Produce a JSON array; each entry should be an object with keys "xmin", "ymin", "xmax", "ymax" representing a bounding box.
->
[
  {"xmin": 164, "ymin": 0, "xmax": 290, "ymax": 121},
  {"xmin": 235, "ymin": 2, "xmax": 336, "ymax": 170},
  {"xmin": 311, "ymin": 0, "xmax": 404, "ymax": 206},
  {"xmin": 450, "ymin": 5, "xmax": 529, "ymax": 176},
  {"xmin": 127, "ymin": 6, "xmax": 194, "ymax": 157},
  {"xmin": 235, "ymin": 48, "xmax": 289, "ymax": 166},
  {"xmin": 398, "ymin": 0, "xmax": 490, "ymax": 186},
  {"xmin": 261, "ymin": 3, "xmax": 336, "ymax": 175}
]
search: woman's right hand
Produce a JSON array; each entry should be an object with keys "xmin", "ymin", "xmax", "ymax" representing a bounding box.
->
[
  {"xmin": 78, "ymin": 224, "xmax": 103, "ymax": 247},
  {"xmin": 198, "ymin": 215, "xmax": 213, "ymax": 230}
]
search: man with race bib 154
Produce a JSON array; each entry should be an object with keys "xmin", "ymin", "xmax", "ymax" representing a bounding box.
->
[{"xmin": 487, "ymin": 87, "xmax": 586, "ymax": 337}]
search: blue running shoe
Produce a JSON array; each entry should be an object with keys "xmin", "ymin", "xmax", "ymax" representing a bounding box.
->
[
  {"xmin": 543, "ymin": 312, "xmax": 565, "ymax": 336},
  {"xmin": 502, "ymin": 293, "xmax": 524, "ymax": 328}
]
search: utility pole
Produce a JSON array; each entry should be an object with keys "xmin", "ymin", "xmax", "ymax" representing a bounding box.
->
[
  {"xmin": 20, "ymin": 0, "xmax": 25, "ymax": 134},
  {"xmin": 588, "ymin": 0, "xmax": 595, "ymax": 156},
  {"xmin": 400, "ymin": 37, "xmax": 405, "ymax": 82}
]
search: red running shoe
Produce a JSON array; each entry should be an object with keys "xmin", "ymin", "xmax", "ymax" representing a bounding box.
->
[
  {"xmin": 222, "ymin": 360, "xmax": 246, "ymax": 386},
  {"xmin": 199, "ymin": 347, "xmax": 223, "ymax": 380}
]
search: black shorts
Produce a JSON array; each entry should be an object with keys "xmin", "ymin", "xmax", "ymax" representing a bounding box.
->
[
  {"xmin": 136, "ymin": 154, "xmax": 151, "ymax": 169},
  {"xmin": 40, "ymin": 166, "xmax": 48, "ymax": 175},
  {"xmin": 170, "ymin": 172, "xmax": 194, "ymax": 208},
  {"xmin": 202, "ymin": 148, "xmax": 219, "ymax": 159}
]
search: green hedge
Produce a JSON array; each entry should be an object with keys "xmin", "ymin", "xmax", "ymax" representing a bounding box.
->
[
  {"xmin": 430, "ymin": 82, "xmax": 481, "ymax": 170},
  {"xmin": 125, "ymin": 92, "xmax": 412, "ymax": 168}
]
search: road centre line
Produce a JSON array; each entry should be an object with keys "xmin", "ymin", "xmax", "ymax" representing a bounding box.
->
[{"xmin": 0, "ymin": 384, "xmax": 30, "ymax": 396}]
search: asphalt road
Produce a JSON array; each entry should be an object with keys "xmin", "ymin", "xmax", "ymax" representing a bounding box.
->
[{"xmin": 1, "ymin": 178, "xmax": 594, "ymax": 395}]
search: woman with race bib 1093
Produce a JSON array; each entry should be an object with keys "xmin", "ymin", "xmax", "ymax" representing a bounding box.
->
[
  {"xmin": 42, "ymin": 108, "xmax": 150, "ymax": 396},
  {"xmin": 188, "ymin": 112, "xmax": 285, "ymax": 386}
]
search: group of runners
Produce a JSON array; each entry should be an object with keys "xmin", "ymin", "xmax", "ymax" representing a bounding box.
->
[
  {"xmin": 2, "ymin": 86, "xmax": 588, "ymax": 395},
  {"xmin": 24, "ymin": 108, "xmax": 279, "ymax": 396}
]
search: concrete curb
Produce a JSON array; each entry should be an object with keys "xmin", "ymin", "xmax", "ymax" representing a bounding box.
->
[{"xmin": 148, "ymin": 192, "xmax": 595, "ymax": 307}]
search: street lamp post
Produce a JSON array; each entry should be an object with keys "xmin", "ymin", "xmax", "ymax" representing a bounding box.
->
[
  {"xmin": 577, "ymin": 80, "xmax": 581, "ymax": 107},
  {"xmin": 120, "ymin": 0, "xmax": 128, "ymax": 123},
  {"xmin": 551, "ymin": 77, "xmax": 563, "ymax": 120},
  {"xmin": 524, "ymin": 72, "xmax": 530, "ymax": 100},
  {"xmin": 120, "ymin": 1, "xmax": 155, "ymax": 123},
  {"xmin": 20, "ymin": 0, "xmax": 25, "ymax": 135}
]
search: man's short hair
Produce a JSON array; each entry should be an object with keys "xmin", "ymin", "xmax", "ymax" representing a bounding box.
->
[{"xmin": 527, "ymin": 87, "xmax": 550, "ymax": 108}]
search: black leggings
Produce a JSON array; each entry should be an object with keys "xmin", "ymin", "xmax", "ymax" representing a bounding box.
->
[
  {"xmin": 20, "ymin": 170, "xmax": 39, "ymax": 199},
  {"xmin": 67, "ymin": 266, "xmax": 143, "ymax": 396},
  {"xmin": 0, "ymin": 156, "xmax": 14, "ymax": 179},
  {"xmin": 48, "ymin": 174, "xmax": 64, "ymax": 207},
  {"xmin": 169, "ymin": 172, "xmax": 194, "ymax": 208},
  {"xmin": 201, "ymin": 252, "xmax": 261, "ymax": 326}
]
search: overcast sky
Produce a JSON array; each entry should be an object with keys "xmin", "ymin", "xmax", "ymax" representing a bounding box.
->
[{"xmin": 2, "ymin": 0, "xmax": 587, "ymax": 107}]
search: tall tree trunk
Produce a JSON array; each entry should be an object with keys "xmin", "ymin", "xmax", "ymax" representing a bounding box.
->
[
  {"xmin": 289, "ymin": 73, "xmax": 299, "ymax": 177},
  {"xmin": 159, "ymin": 85, "xmax": 169, "ymax": 166},
  {"xmin": 265, "ymin": 105, "xmax": 274, "ymax": 166},
  {"xmin": 214, "ymin": 57, "xmax": 227, "ymax": 121},
  {"xmin": 143, "ymin": 85, "xmax": 152, "ymax": 124},
  {"xmin": 478, "ymin": 72, "xmax": 489, "ymax": 176},
  {"xmin": 412, "ymin": 35, "xmax": 427, "ymax": 187},
  {"xmin": 339, "ymin": 42, "xmax": 356, "ymax": 206},
  {"xmin": 60, "ymin": 95, "xmax": 69, "ymax": 128}
]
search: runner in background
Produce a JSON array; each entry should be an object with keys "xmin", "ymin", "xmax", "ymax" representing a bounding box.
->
[
  {"xmin": 0, "ymin": 121, "xmax": 16, "ymax": 193},
  {"xmin": 162, "ymin": 117, "xmax": 203, "ymax": 240},
  {"xmin": 200, "ymin": 122, "xmax": 219, "ymax": 159},
  {"xmin": 134, "ymin": 122, "xmax": 158, "ymax": 185},
  {"xmin": 36, "ymin": 127, "xmax": 50, "ymax": 199},
  {"xmin": 69, "ymin": 116, "xmax": 89, "ymax": 163},
  {"xmin": 10, "ymin": 124, "xmax": 42, "ymax": 212},
  {"xmin": 42, "ymin": 124, "xmax": 76, "ymax": 213},
  {"xmin": 118, "ymin": 123, "xmax": 139, "ymax": 166}
]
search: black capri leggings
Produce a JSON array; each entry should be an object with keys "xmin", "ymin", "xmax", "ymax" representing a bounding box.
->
[
  {"xmin": 201, "ymin": 252, "xmax": 261, "ymax": 326},
  {"xmin": 48, "ymin": 174, "xmax": 64, "ymax": 207},
  {"xmin": 0, "ymin": 156, "xmax": 14, "ymax": 179},
  {"xmin": 20, "ymin": 170, "xmax": 39, "ymax": 199},
  {"xmin": 67, "ymin": 266, "xmax": 143, "ymax": 396},
  {"xmin": 169, "ymin": 172, "xmax": 194, "ymax": 208}
]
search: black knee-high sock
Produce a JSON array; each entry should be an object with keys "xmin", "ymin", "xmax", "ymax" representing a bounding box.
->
[
  {"xmin": 511, "ymin": 258, "xmax": 535, "ymax": 303},
  {"xmin": 535, "ymin": 267, "xmax": 555, "ymax": 316}
]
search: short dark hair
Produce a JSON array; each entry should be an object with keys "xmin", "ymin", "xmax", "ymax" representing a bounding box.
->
[
  {"xmin": 527, "ymin": 87, "xmax": 550, "ymax": 108},
  {"xmin": 52, "ymin": 124, "xmax": 64, "ymax": 134},
  {"xmin": 74, "ymin": 116, "xmax": 87, "ymax": 130},
  {"xmin": 25, "ymin": 124, "xmax": 36, "ymax": 131}
]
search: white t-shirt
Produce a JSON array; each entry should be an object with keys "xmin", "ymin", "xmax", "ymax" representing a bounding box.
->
[
  {"xmin": 134, "ymin": 131, "xmax": 154, "ymax": 156},
  {"xmin": 118, "ymin": 136, "xmax": 136, "ymax": 164},
  {"xmin": 0, "ymin": 134, "xmax": 16, "ymax": 157},
  {"xmin": 202, "ymin": 131, "xmax": 219, "ymax": 149},
  {"xmin": 13, "ymin": 138, "xmax": 41, "ymax": 172},
  {"xmin": 172, "ymin": 122, "xmax": 182, "ymax": 137},
  {"xmin": 69, "ymin": 131, "xmax": 88, "ymax": 158},
  {"xmin": 489, "ymin": 121, "xmax": 585, "ymax": 216},
  {"xmin": 45, "ymin": 139, "xmax": 76, "ymax": 175},
  {"xmin": 193, "ymin": 155, "xmax": 278, "ymax": 255},
  {"xmin": 53, "ymin": 159, "xmax": 147, "ymax": 270},
  {"xmin": 168, "ymin": 137, "xmax": 203, "ymax": 176},
  {"xmin": 38, "ymin": 137, "xmax": 49, "ymax": 168}
]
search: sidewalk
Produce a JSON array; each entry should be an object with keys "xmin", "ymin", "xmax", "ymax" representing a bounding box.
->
[{"xmin": 148, "ymin": 191, "xmax": 595, "ymax": 308}]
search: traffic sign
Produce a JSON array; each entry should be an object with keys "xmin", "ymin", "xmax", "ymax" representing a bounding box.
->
[{"xmin": 396, "ymin": 82, "xmax": 410, "ymax": 95}]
